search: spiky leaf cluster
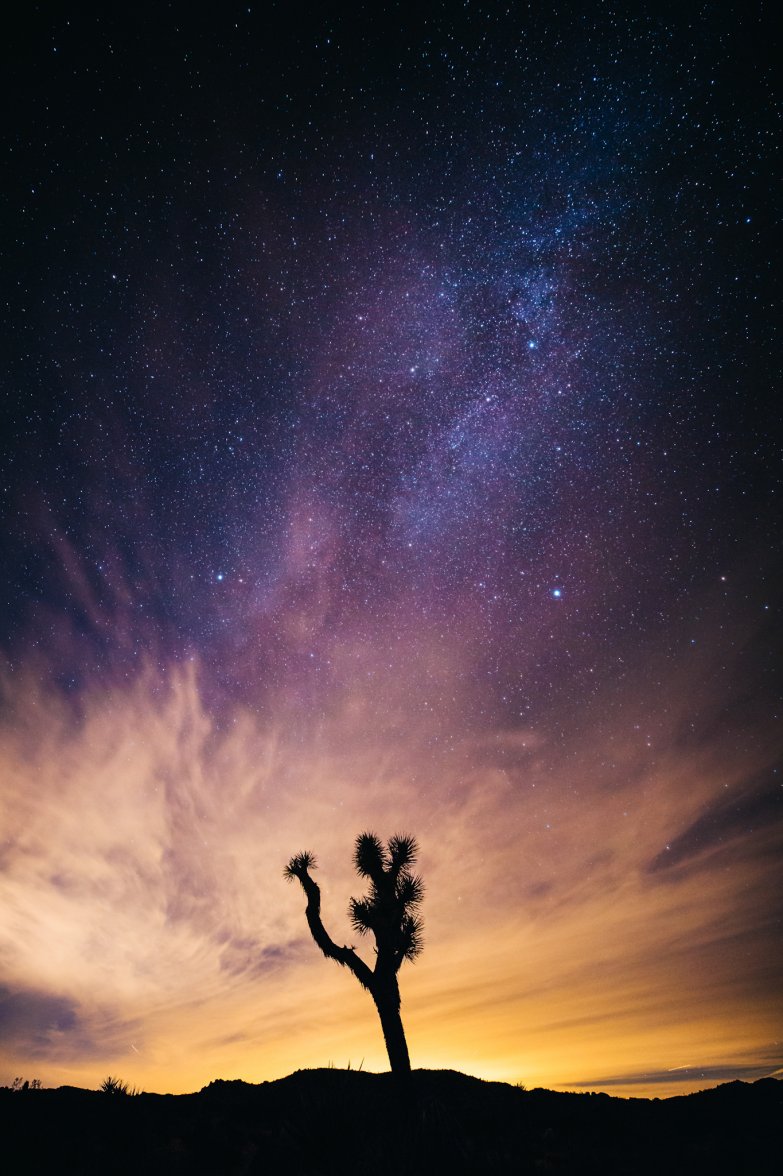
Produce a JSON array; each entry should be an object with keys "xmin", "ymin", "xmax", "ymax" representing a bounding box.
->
[
  {"xmin": 284, "ymin": 850, "xmax": 316, "ymax": 881},
  {"xmin": 349, "ymin": 832, "xmax": 424, "ymax": 966}
]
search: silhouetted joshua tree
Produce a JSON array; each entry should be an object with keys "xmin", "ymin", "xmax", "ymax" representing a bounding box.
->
[{"xmin": 285, "ymin": 832, "xmax": 424, "ymax": 1075}]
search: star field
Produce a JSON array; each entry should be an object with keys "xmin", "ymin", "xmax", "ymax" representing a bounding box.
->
[{"xmin": 0, "ymin": 3, "xmax": 780, "ymax": 1095}]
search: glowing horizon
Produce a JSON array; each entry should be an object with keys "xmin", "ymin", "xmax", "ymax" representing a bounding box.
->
[{"xmin": 2, "ymin": 603, "xmax": 780, "ymax": 1099}]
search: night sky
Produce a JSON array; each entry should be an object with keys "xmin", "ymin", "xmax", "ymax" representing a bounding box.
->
[{"xmin": 1, "ymin": 3, "xmax": 781, "ymax": 1097}]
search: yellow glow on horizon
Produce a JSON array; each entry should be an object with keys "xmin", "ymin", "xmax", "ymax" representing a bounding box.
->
[{"xmin": 1, "ymin": 655, "xmax": 780, "ymax": 1099}]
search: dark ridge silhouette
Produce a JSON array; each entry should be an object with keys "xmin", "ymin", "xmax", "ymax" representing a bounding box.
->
[
  {"xmin": 0, "ymin": 1071, "xmax": 779, "ymax": 1175},
  {"xmin": 285, "ymin": 832, "xmax": 424, "ymax": 1074}
]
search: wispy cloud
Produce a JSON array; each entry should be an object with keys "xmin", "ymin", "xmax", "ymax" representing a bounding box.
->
[
  {"xmin": 647, "ymin": 768, "xmax": 783, "ymax": 874},
  {"xmin": 0, "ymin": 563, "xmax": 780, "ymax": 1095}
]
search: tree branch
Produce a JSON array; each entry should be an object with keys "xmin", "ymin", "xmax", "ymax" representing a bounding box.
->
[{"xmin": 290, "ymin": 863, "xmax": 376, "ymax": 992}]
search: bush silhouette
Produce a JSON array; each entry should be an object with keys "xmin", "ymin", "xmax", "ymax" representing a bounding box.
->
[
  {"xmin": 100, "ymin": 1075, "xmax": 132, "ymax": 1095},
  {"xmin": 285, "ymin": 832, "xmax": 424, "ymax": 1075}
]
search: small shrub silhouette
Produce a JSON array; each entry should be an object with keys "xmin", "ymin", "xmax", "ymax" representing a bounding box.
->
[
  {"xmin": 285, "ymin": 832, "xmax": 424, "ymax": 1075},
  {"xmin": 100, "ymin": 1075, "xmax": 131, "ymax": 1095}
]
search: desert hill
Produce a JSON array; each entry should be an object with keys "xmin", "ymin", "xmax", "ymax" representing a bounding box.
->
[{"xmin": 1, "ymin": 1068, "xmax": 778, "ymax": 1175}]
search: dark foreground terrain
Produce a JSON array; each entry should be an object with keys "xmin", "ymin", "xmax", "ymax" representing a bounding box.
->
[{"xmin": 1, "ymin": 1069, "xmax": 779, "ymax": 1175}]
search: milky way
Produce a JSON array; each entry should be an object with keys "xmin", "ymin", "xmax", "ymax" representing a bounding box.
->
[{"xmin": 1, "ymin": 5, "xmax": 780, "ymax": 1096}]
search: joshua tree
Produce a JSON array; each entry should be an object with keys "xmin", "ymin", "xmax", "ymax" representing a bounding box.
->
[{"xmin": 285, "ymin": 832, "xmax": 424, "ymax": 1075}]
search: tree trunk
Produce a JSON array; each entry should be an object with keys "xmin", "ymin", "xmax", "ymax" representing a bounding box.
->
[{"xmin": 372, "ymin": 983, "xmax": 411, "ymax": 1075}]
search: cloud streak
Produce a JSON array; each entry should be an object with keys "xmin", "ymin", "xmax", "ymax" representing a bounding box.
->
[{"xmin": 1, "ymin": 611, "xmax": 780, "ymax": 1094}]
